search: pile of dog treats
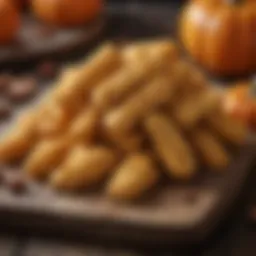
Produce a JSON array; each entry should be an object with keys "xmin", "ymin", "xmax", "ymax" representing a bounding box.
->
[{"xmin": 0, "ymin": 40, "xmax": 247, "ymax": 201}]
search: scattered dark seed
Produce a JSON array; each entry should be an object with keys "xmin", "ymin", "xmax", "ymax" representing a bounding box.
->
[
  {"xmin": 0, "ymin": 73, "xmax": 12, "ymax": 93},
  {"xmin": 9, "ymin": 76, "xmax": 37, "ymax": 102},
  {"xmin": 0, "ymin": 98, "xmax": 12, "ymax": 119},
  {"xmin": 37, "ymin": 61, "xmax": 58, "ymax": 79},
  {"xmin": 5, "ymin": 174, "xmax": 27, "ymax": 194}
]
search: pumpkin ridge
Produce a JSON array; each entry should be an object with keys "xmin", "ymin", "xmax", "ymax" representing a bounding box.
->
[{"xmin": 180, "ymin": 0, "xmax": 255, "ymax": 76}]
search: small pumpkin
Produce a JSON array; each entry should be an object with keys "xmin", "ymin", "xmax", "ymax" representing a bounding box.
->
[
  {"xmin": 31, "ymin": 0, "xmax": 103, "ymax": 27},
  {"xmin": 223, "ymin": 80, "xmax": 256, "ymax": 130},
  {"xmin": 0, "ymin": 0, "xmax": 20, "ymax": 44},
  {"xmin": 180, "ymin": 0, "xmax": 256, "ymax": 76}
]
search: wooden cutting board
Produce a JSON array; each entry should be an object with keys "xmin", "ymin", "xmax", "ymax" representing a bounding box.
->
[
  {"xmin": 0, "ymin": 143, "xmax": 254, "ymax": 246},
  {"xmin": 0, "ymin": 3, "xmax": 255, "ymax": 246}
]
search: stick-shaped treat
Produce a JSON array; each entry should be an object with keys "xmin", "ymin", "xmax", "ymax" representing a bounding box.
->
[
  {"xmin": 123, "ymin": 40, "xmax": 179, "ymax": 67},
  {"xmin": 94, "ymin": 42, "xmax": 180, "ymax": 111},
  {"xmin": 37, "ymin": 100, "xmax": 71, "ymax": 137},
  {"xmin": 167, "ymin": 61, "xmax": 207, "ymax": 106},
  {"xmin": 69, "ymin": 107, "xmax": 99, "ymax": 144},
  {"xmin": 50, "ymin": 146, "xmax": 118, "ymax": 190},
  {"xmin": 191, "ymin": 127, "xmax": 230, "ymax": 169},
  {"xmin": 173, "ymin": 90, "xmax": 220, "ymax": 129},
  {"xmin": 208, "ymin": 110, "xmax": 247, "ymax": 144},
  {"xmin": 52, "ymin": 67, "xmax": 83, "ymax": 115},
  {"xmin": 106, "ymin": 153, "xmax": 159, "ymax": 201},
  {"xmin": 92, "ymin": 62, "xmax": 151, "ymax": 110},
  {"xmin": 104, "ymin": 76, "xmax": 176, "ymax": 137},
  {"xmin": 25, "ymin": 135, "xmax": 71, "ymax": 179},
  {"xmin": 144, "ymin": 112, "xmax": 197, "ymax": 179},
  {"xmin": 0, "ymin": 110, "xmax": 38, "ymax": 163},
  {"xmin": 54, "ymin": 43, "xmax": 121, "ymax": 111}
]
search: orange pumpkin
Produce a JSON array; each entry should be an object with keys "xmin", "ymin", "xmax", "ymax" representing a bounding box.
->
[
  {"xmin": 31, "ymin": 0, "xmax": 103, "ymax": 27},
  {"xmin": 223, "ymin": 80, "xmax": 256, "ymax": 130},
  {"xmin": 0, "ymin": 0, "xmax": 20, "ymax": 44},
  {"xmin": 180, "ymin": 0, "xmax": 256, "ymax": 76}
]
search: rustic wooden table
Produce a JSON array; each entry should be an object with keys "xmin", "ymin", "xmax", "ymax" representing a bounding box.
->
[{"xmin": 0, "ymin": 190, "xmax": 255, "ymax": 256}]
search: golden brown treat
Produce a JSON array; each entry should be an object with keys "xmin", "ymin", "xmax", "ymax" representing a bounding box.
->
[
  {"xmin": 0, "ymin": 130, "xmax": 33, "ymax": 163},
  {"xmin": 54, "ymin": 43, "xmax": 121, "ymax": 111},
  {"xmin": 167, "ymin": 61, "xmax": 207, "ymax": 103},
  {"xmin": 55, "ymin": 65, "xmax": 81, "ymax": 99},
  {"xmin": 146, "ymin": 40, "xmax": 179, "ymax": 63},
  {"xmin": 16, "ymin": 108, "xmax": 39, "ymax": 127},
  {"xmin": 123, "ymin": 40, "xmax": 179, "ymax": 67},
  {"xmin": 92, "ymin": 63, "xmax": 151, "ymax": 110},
  {"xmin": 173, "ymin": 90, "xmax": 220, "ymax": 128},
  {"xmin": 94, "ymin": 40, "xmax": 180, "ymax": 111},
  {"xmin": 69, "ymin": 107, "xmax": 99, "ymax": 143},
  {"xmin": 208, "ymin": 110, "xmax": 247, "ymax": 144},
  {"xmin": 0, "ymin": 110, "xmax": 38, "ymax": 163},
  {"xmin": 106, "ymin": 153, "xmax": 159, "ymax": 201},
  {"xmin": 144, "ymin": 113, "xmax": 197, "ymax": 179},
  {"xmin": 189, "ymin": 67, "xmax": 208, "ymax": 90},
  {"xmin": 191, "ymin": 127, "xmax": 230, "ymax": 169},
  {"xmin": 37, "ymin": 101, "xmax": 71, "ymax": 137},
  {"xmin": 104, "ymin": 76, "xmax": 176, "ymax": 136},
  {"xmin": 25, "ymin": 136, "xmax": 71, "ymax": 179},
  {"xmin": 166, "ymin": 60, "xmax": 192, "ymax": 86},
  {"xmin": 50, "ymin": 146, "xmax": 118, "ymax": 190},
  {"xmin": 59, "ymin": 65, "xmax": 79, "ymax": 77},
  {"xmin": 52, "ymin": 67, "xmax": 85, "ymax": 115}
]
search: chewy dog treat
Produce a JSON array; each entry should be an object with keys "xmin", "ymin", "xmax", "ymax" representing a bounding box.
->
[
  {"xmin": 123, "ymin": 40, "xmax": 179, "ymax": 67},
  {"xmin": 50, "ymin": 146, "xmax": 119, "ymax": 190},
  {"xmin": 104, "ymin": 76, "xmax": 176, "ymax": 137},
  {"xmin": 0, "ymin": 110, "xmax": 38, "ymax": 163},
  {"xmin": 69, "ymin": 106, "xmax": 99, "ymax": 144},
  {"xmin": 92, "ymin": 62, "xmax": 152, "ymax": 110},
  {"xmin": 54, "ymin": 43, "xmax": 121, "ymax": 112},
  {"xmin": 208, "ymin": 110, "xmax": 247, "ymax": 144},
  {"xmin": 25, "ymin": 136, "xmax": 71, "ymax": 179},
  {"xmin": 106, "ymin": 153, "xmax": 159, "ymax": 200},
  {"xmin": 37, "ymin": 100, "xmax": 71, "ymax": 137},
  {"xmin": 191, "ymin": 127, "xmax": 230, "ymax": 169},
  {"xmin": 144, "ymin": 113, "xmax": 197, "ymax": 179},
  {"xmin": 173, "ymin": 90, "xmax": 220, "ymax": 128}
]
